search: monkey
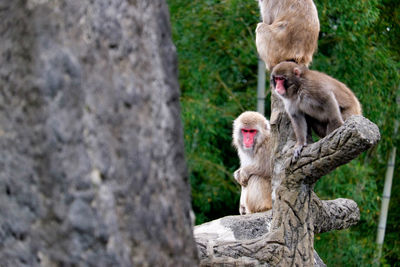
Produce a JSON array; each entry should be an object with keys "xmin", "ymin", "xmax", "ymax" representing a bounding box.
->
[
  {"xmin": 232, "ymin": 111, "xmax": 272, "ymax": 215},
  {"xmin": 256, "ymin": 0, "xmax": 320, "ymax": 70},
  {"xmin": 270, "ymin": 61, "xmax": 362, "ymax": 158}
]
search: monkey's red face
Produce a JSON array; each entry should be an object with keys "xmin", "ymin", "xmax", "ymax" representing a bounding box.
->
[
  {"xmin": 241, "ymin": 128, "xmax": 257, "ymax": 149},
  {"xmin": 274, "ymin": 76, "xmax": 286, "ymax": 95}
]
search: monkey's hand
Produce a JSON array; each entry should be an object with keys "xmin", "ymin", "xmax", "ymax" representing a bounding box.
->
[
  {"xmin": 234, "ymin": 169, "xmax": 249, "ymax": 187},
  {"xmin": 256, "ymin": 22, "xmax": 268, "ymax": 33},
  {"xmin": 233, "ymin": 169, "xmax": 241, "ymax": 183},
  {"xmin": 293, "ymin": 143, "xmax": 306, "ymax": 161}
]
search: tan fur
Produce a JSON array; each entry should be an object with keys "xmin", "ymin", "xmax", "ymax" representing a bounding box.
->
[
  {"xmin": 271, "ymin": 62, "xmax": 362, "ymax": 158},
  {"xmin": 232, "ymin": 111, "xmax": 272, "ymax": 215},
  {"xmin": 256, "ymin": 0, "xmax": 320, "ymax": 70}
]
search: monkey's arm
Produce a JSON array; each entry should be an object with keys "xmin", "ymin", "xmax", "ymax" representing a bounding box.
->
[
  {"xmin": 234, "ymin": 165, "xmax": 269, "ymax": 186},
  {"xmin": 289, "ymin": 112, "xmax": 308, "ymax": 159}
]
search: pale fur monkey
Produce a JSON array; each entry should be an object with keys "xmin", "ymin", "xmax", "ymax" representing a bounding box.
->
[
  {"xmin": 256, "ymin": 0, "xmax": 320, "ymax": 70},
  {"xmin": 233, "ymin": 111, "xmax": 272, "ymax": 215}
]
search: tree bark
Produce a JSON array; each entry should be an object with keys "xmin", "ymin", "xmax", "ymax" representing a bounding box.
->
[
  {"xmin": 0, "ymin": 1, "xmax": 198, "ymax": 266},
  {"xmin": 196, "ymin": 94, "xmax": 380, "ymax": 266}
]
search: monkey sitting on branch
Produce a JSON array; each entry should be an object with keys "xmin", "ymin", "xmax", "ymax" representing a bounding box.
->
[
  {"xmin": 271, "ymin": 61, "xmax": 362, "ymax": 159},
  {"xmin": 232, "ymin": 111, "xmax": 272, "ymax": 215},
  {"xmin": 256, "ymin": 0, "xmax": 320, "ymax": 70}
]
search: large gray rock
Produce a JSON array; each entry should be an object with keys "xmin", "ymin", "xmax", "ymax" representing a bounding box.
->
[{"xmin": 0, "ymin": 0, "xmax": 198, "ymax": 266}]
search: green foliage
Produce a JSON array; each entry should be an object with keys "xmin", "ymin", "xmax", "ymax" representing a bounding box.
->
[
  {"xmin": 168, "ymin": 0, "xmax": 400, "ymax": 265},
  {"xmin": 315, "ymin": 162, "xmax": 381, "ymax": 266},
  {"xmin": 312, "ymin": 1, "xmax": 400, "ymax": 265},
  {"xmin": 168, "ymin": 0, "xmax": 263, "ymax": 224}
]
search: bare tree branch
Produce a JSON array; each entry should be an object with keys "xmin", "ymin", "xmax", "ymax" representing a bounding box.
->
[
  {"xmin": 313, "ymin": 196, "xmax": 360, "ymax": 234},
  {"xmin": 289, "ymin": 115, "xmax": 380, "ymax": 185}
]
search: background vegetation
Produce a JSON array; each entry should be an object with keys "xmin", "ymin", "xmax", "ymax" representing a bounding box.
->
[{"xmin": 167, "ymin": 0, "xmax": 399, "ymax": 265}]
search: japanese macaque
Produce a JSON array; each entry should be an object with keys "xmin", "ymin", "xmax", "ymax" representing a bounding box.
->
[
  {"xmin": 233, "ymin": 111, "xmax": 272, "ymax": 215},
  {"xmin": 256, "ymin": 0, "xmax": 320, "ymax": 70},
  {"xmin": 271, "ymin": 61, "xmax": 362, "ymax": 158}
]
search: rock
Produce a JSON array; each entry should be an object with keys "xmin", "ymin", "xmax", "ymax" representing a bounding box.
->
[{"xmin": 0, "ymin": 1, "xmax": 197, "ymax": 265}]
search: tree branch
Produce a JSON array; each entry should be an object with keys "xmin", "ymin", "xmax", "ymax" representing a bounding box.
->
[
  {"xmin": 312, "ymin": 194, "xmax": 360, "ymax": 233},
  {"xmin": 289, "ymin": 115, "xmax": 380, "ymax": 185}
]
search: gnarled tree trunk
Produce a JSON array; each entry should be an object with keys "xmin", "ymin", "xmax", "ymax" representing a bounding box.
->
[
  {"xmin": 0, "ymin": 1, "xmax": 198, "ymax": 266},
  {"xmin": 195, "ymin": 94, "xmax": 380, "ymax": 266}
]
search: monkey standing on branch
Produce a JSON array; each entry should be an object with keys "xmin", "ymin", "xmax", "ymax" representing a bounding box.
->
[
  {"xmin": 233, "ymin": 111, "xmax": 272, "ymax": 215},
  {"xmin": 256, "ymin": 0, "xmax": 320, "ymax": 70},
  {"xmin": 271, "ymin": 61, "xmax": 362, "ymax": 158}
]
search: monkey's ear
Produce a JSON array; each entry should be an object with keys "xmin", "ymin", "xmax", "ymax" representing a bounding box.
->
[{"xmin": 294, "ymin": 67, "xmax": 301, "ymax": 77}]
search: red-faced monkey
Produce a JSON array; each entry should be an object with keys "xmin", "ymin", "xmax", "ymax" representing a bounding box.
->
[
  {"xmin": 256, "ymin": 0, "xmax": 320, "ymax": 70},
  {"xmin": 271, "ymin": 61, "xmax": 362, "ymax": 158},
  {"xmin": 233, "ymin": 111, "xmax": 272, "ymax": 215}
]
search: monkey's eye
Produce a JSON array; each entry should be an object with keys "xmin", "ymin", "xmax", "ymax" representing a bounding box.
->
[
  {"xmin": 243, "ymin": 129, "xmax": 249, "ymax": 133},
  {"xmin": 249, "ymin": 130, "xmax": 257, "ymax": 134}
]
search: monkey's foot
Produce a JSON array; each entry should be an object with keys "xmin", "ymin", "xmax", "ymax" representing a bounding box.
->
[
  {"xmin": 239, "ymin": 205, "xmax": 246, "ymax": 215},
  {"xmin": 293, "ymin": 144, "xmax": 305, "ymax": 161}
]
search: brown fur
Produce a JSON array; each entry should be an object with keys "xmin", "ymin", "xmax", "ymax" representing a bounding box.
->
[
  {"xmin": 232, "ymin": 111, "xmax": 272, "ymax": 215},
  {"xmin": 256, "ymin": 0, "xmax": 320, "ymax": 70},
  {"xmin": 271, "ymin": 62, "xmax": 362, "ymax": 158}
]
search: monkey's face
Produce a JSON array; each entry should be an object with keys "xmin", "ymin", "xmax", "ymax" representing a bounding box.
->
[
  {"xmin": 274, "ymin": 76, "xmax": 286, "ymax": 96},
  {"xmin": 241, "ymin": 128, "xmax": 258, "ymax": 150},
  {"xmin": 233, "ymin": 111, "xmax": 270, "ymax": 153},
  {"xmin": 271, "ymin": 73, "xmax": 292, "ymax": 98},
  {"xmin": 271, "ymin": 62, "xmax": 302, "ymax": 98}
]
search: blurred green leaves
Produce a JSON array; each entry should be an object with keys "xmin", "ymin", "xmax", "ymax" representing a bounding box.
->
[{"xmin": 168, "ymin": 0, "xmax": 263, "ymax": 224}]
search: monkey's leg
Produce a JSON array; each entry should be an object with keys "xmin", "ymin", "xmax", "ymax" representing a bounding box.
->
[
  {"xmin": 309, "ymin": 119, "xmax": 328, "ymax": 138},
  {"xmin": 246, "ymin": 177, "xmax": 271, "ymax": 213},
  {"xmin": 239, "ymin": 187, "xmax": 248, "ymax": 215},
  {"xmin": 321, "ymin": 94, "xmax": 344, "ymax": 135},
  {"xmin": 326, "ymin": 105, "xmax": 344, "ymax": 135},
  {"xmin": 341, "ymin": 107, "xmax": 362, "ymax": 121},
  {"xmin": 326, "ymin": 119, "xmax": 344, "ymax": 135}
]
